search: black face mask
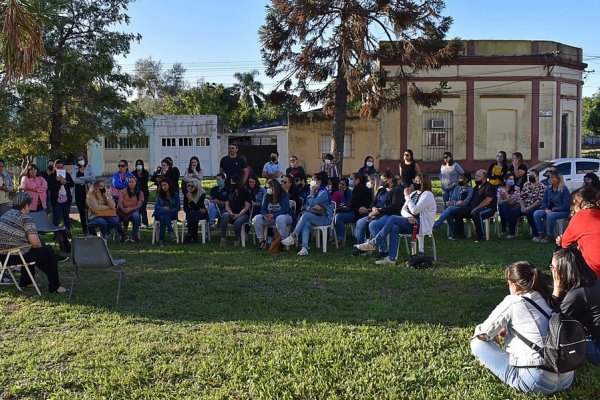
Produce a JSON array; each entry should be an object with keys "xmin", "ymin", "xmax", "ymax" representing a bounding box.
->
[
  {"xmin": 271, "ymin": 156, "xmax": 277, "ymax": 162},
  {"xmin": 48, "ymin": 166, "xmax": 54, "ymax": 171},
  {"xmin": 457, "ymin": 180, "xmax": 465, "ymax": 186},
  {"xmin": 528, "ymin": 175, "xmax": 536, "ymax": 184},
  {"xmin": 99, "ymin": 188, "xmax": 106, "ymax": 194},
  {"xmin": 413, "ymin": 183, "xmax": 422, "ymax": 191}
]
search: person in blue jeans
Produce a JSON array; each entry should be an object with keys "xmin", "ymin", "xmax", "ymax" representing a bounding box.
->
[
  {"xmin": 86, "ymin": 180, "xmax": 126, "ymax": 240},
  {"xmin": 471, "ymin": 261, "xmax": 574, "ymax": 394},
  {"xmin": 333, "ymin": 173, "xmax": 373, "ymax": 246},
  {"xmin": 208, "ymin": 173, "xmax": 230, "ymax": 227},
  {"xmin": 551, "ymin": 246, "xmax": 600, "ymax": 365},
  {"xmin": 153, "ymin": 178, "xmax": 180, "ymax": 245},
  {"xmin": 47, "ymin": 159, "xmax": 74, "ymax": 235},
  {"xmin": 532, "ymin": 172, "xmax": 570, "ymax": 244},
  {"xmin": 433, "ymin": 172, "xmax": 473, "ymax": 232},
  {"xmin": 281, "ymin": 171, "xmax": 333, "ymax": 256}
]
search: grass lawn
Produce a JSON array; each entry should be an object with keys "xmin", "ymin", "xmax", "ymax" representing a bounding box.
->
[{"xmin": 2, "ymin": 224, "xmax": 600, "ymax": 399}]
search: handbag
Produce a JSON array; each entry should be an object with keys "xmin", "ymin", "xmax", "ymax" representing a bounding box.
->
[{"xmin": 94, "ymin": 208, "xmax": 117, "ymax": 217}]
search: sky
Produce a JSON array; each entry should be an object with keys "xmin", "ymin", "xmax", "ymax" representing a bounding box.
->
[{"xmin": 116, "ymin": 0, "xmax": 600, "ymax": 98}]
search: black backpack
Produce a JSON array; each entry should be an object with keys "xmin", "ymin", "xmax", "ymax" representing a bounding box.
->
[{"xmin": 514, "ymin": 296, "xmax": 587, "ymax": 373}]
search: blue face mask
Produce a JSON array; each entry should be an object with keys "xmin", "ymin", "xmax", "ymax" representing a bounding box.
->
[
  {"xmin": 217, "ymin": 180, "xmax": 224, "ymax": 187},
  {"xmin": 507, "ymin": 180, "xmax": 515, "ymax": 187},
  {"xmin": 348, "ymin": 180, "xmax": 355, "ymax": 188}
]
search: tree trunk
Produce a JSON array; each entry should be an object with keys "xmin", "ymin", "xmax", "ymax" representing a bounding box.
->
[
  {"xmin": 50, "ymin": 94, "xmax": 65, "ymax": 159},
  {"xmin": 332, "ymin": 57, "xmax": 348, "ymax": 176}
]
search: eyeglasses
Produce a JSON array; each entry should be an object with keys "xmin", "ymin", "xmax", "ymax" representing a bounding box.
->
[
  {"xmin": 403, "ymin": 153, "xmax": 410, "ymax": 157},
  {"xmin": 118, "ymin": 164, "xmax": 126, "ymax": 167},
  {"xmin": 443, "ymin": 155, "xmax": 449, "ymax": 159}
]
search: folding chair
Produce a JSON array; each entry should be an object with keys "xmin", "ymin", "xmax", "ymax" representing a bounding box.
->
[
  {"xmin": 30, "ymin": 211, "xmax": 64, "ymax": 235},
  {"xmin": 310, "ymin": 202, "xmax": 338, "ymax": 253},
  {"xmin": 0, "ymin": 245, "xmax": 42, "ymax": 296},
  {"xmin": 69, "ymin": 236, "xmax": 125, "ymax": 307}
]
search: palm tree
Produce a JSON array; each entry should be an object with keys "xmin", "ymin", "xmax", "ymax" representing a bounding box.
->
[
  {"xmin": 0, "ymin": 0, "xmax": 45, "ymax": 82},
  {"xmin": 233, "ymin": 70, "xmax": 265, "ymax": 108}
]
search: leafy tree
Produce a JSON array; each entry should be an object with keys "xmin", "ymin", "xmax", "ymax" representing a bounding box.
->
[
  {"xmin": 259, "ymin": 0, "xmax": 462, "ymax": 174},
  {"xmin": 233, "ymin": 69, "xmax": 265, "ymax": 108},
  {"xmin": 131, "ymin": 57, "xmax": 187, "ymax": 115},
  {"xmin": 583, "ymin": 92, "xmax": 600, "ymax": 136},
  {"xmin": 132, "ymin": 57, "xmax": 164, "ymax": 99}
]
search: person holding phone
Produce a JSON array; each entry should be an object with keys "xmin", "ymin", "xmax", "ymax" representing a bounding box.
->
[{"xmin": 47, "ymin": 159, "xmax": 74, "ymax": 235}]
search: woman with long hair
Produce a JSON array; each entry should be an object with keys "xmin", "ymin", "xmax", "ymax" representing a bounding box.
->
[
  {"xmin": 219, "ymin": 175, "xmax": 251, "ymax": 247},
  {"xmin": 133, "ymin": 159, "xmax": 150, "ymax": 227},
  {"xmin": 153, "ymin": 178, "xmax": 181, "ymax": 245},
  {"xmin": 471, "ymin": 261, "xmax": 574, "ymax": 394},
  {"xmin": 181, "ymin": 156, "xmax": 203, "ymax": 197},
  {"xmin": 117, "ymin": 176, "xmax": 144, "ymax": 243},
  {"xmin": 111, "ymin": 159, "xmax": 133, "ymax": 203},
  {"xmin": 72, "ymin": 154, "xmax": 95, "ymax": 233},
  {"xmin": 246, "ymin": 174, "xmax": 265, "ymax": 217},
  {"xmin": 439, "ymin": 151, "xmax": 463, "ymax": 208},
  {"xmin": 398, "ymin": 149, "xmax": 421, "ymax": 188},
  {"xmin": 253, "ymin": 178, "xmax": 292, "ymax": 249},
  {"xmin": 509, "ymin": 152, "xmax": 528, "ymax": 188},
  {"xmin": 532, "ymin": 172, "xmax": 570, "ymax": 243},
  {"xmin": 183, "ymin": 178, "xmax": 207, "ymax": 244},
  {"xmin": 358, "ymin": 155, "xmax": 377, "ymax": 177},
  {"xmin": 86, "ymin": 180, "xmax": 127, "ymax": 240},
  {"xmin": 334, "ymin": 173, "xmax": 373, "ymax": 245},
  {"xmin": 487, "ymin": 150, "xmax": 508, "ymax": 189},
  {"xmin": 497, "ymin": 171, "xmax": 521, "ymax": 237},
  {"xmin": 583, "ymin": 173, "xmax": 600, "ymax": 191},
  {"xmin": 151, "ymin": 157, "xmax": 180, "ymax": 194},
  {"xmin": 19, "ymin": 164, "xmax": 47, "ymax": 212}
]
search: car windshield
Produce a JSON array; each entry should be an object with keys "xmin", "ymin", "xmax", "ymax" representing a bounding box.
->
[{"xmin": 529, "ymin": 161, "xmax": 553, "ymax": 171}]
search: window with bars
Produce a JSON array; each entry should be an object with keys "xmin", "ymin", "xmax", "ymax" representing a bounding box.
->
[
  {"xmin": 162, "ymin": 137, "xmax": 176, "ymax": 147},
  {"xmin": 422, "ymin": 111, "xmax": 453, "ymax": 161},
  {"xmin": 104, "ymin": 137, "xmax": 118, "ymax": 149},
  {"xmin": 319, "ymin": 134, "xmax": 353, "ymax": 158},
  {"xmin": 195, "ymin": 137, "xmax": 211, "ymax": 147}
]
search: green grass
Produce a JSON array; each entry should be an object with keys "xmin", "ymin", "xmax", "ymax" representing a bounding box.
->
[{"xmin": 2, "ymin": 227, "xmax": 600, "ymax": 399}]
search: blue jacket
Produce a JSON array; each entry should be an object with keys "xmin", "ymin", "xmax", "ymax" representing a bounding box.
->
[
  {"xmin": 261, "ymin": 191, "xmax": 291, "ymax": 217},
  {"xmin": 112, "ymin": 171, "xmax": 134, "ymax": 190},
  {"xmin": 155, "ymin": 193, "xmax": 181, "ymax": 213},
  {"xmin": 306, "ymin": 187, "xmax": 333, "ymax": 219},
  {"xmin": 450, "ymin": 185, "xmax": 474, "ymax": 206},
  {"xmin": 541, "ymin": 185, "xmax": 570, "ymax": 212}
]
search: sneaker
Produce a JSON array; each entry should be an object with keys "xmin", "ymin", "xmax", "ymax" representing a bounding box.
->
[
  {"xmin": 448, "ymin": 235, "xmax": 465, "ymax": 241},
  {"xmin": 474, "ymin": 236, "xmax": 485, "ymax": 243},
  {"xmin": 375, "ymin": 251, "xmax": 389, "ymax": 259},
  {"xmin": 355, "ymin": 240, "xmax": 376, "ymax": 252},
  {"xmin": 258, "ymin": 241, "xmax": 267, "ymax": 250},
  {"xmin": 505, "ymin": 234, "xmax": 517, "ymax": 239},
  {"xmin": 297, "ymin": 247, "xmax": 309, "ymax": 256},
  {"xmin": 281, "ymin": 235, "xmax": 296, "ymax": 246},
  {"xmin": 140, "ymin": 224, "xmax": 148, "ymax": 229},
  {"xmin": 539, "ymin": 236, "xmax": 553, "ymax": 244},
  {"xmin": 352, "ymin": 249, "xmax": 367, "ymax": 257},
  {"xmin": 1, "ymin": 274, "xmax": 14, "ymax": 285},
  {"xmin": 375, "ymin": 257, "xmax": 396, "ymax": 265},
  {"xmin": 120, "ymin": 236, "xmax": 129, "ymax": 243},
  {"xmin": 132, "ymin": 236, "xmax": 140, "ymax": 244},
  {"xmin": 56, "ymin": 254, "xmax": 69, "ymax": 263},
  {"xmin": 531, "ymin": 236, "xmax": 542, "ymax": 243}
]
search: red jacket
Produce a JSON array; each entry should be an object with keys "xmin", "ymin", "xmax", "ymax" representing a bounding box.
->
[{"xmin": 561, "ymin": 209, "xmax": 600, "ymax": 277}]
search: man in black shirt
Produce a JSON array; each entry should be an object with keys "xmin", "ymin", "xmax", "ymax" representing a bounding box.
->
[
  {"xmin": 449, "ymin": 169, "xmax": 497, "ymax": 241},
  {"xmin": 219, "ymin": 144, "xmax": 249, "ymax": 183}
]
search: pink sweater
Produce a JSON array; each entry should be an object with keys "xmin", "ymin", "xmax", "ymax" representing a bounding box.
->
[{"xmin": 20, "ymin": 176, "xmax": 48, "ymax": 210}]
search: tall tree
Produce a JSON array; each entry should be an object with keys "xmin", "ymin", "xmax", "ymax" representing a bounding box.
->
[
  {"xmin": 259, "ymin": 0, "xmax": 462, "ymax": 174},
  {"xmin": 583, "ymin": 92, "xmax": 600, "ymax": 136},
  {"xmin": 233, "ymin": 69, "xmax": 265, "ymax": 108}
]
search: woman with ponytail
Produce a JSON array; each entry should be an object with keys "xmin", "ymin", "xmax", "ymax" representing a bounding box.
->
[{"xmin": 470, "ymin": 261, "xmax": 574, "ymax": 394}]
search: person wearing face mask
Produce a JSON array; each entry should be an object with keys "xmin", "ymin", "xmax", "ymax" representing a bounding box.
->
[
  {"xmin": 532, "ymin": 172, "xmax": 570, "ymax": 244},
  {"xmin": 334, "ymin": 173, "xmax": 373, "ymax": 247},
  {"xmin": 182, "ymin": 178, "xmax": 208, "ymax": 244},
  {"xmin": 219, "ymin": 175, "xmax": 252, "ymax": 247},
  {"xmin": 262, "ymin": 152, "xmax": 284, "ymax": 180},
  {"xmin": 86, "ymin": 180, "xmax": 126, "ymax": 240},
  {"xmin": 133, "ymin": 159, "xmax": 150, "ymax": 227},
  {"xmin": 294, "ymin": 173, "xmax": 310, "ymax": 206},
  {"xmin": 511, "ymin": 169, "xmax": 546, "ymax": 239},
  {"xmin": 497, "ymin": 172, "xmax": 521, "ymax": 237},
  {"xmin": 285, "ymin": 156, "xmax": 305, "ymax": 178},
  {"xmin": 439, "ymin": 152, "xmax": 463, "ymax": 208},
  {"xmin": 253, "ymin": 179, "xmax": 292, "ymax": 250},
  {"xmin": 448, "ymin": 169, "xmax": 497, "ymax": 242},
  {"xmin": 432, "ymin": 172, "xmax": 473, "ymax": 232},
  {"xmin": 358, "ymin": 156, "xmax": 377, "ymax": 177},
  {"xmin": 72, "ymin": 154, "xmax": 95, "ymax": 234},
  {"xmin": 319, "ymin": 153, "xmax": 340, "ymax": 179},
  {"xmin": 208, "ymin": 173, "xmax": 231, "ymax": 229},
  {"xmin": 181, "ymin": 156, "xmax": 203, "ymax": 198}
]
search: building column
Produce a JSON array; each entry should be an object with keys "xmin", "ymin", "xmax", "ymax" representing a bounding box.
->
[
  {"xmin": 531, "ymin": 79, "xmax": 540, "ymax": 163},
  {"xmin": 466, "ymin": 79, "xmax": 475, "ymax": 161}
]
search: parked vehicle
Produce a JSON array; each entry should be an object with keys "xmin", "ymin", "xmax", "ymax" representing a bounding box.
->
[{"xmin": 531, "ymin": 158, "xmax": 600, "ymax": 191}]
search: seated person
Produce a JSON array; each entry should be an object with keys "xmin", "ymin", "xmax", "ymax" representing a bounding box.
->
[
  {"xmin": 220, "ymin": 176, "xmax": 251, "ymax": 247},
  {"xmin": 0, "ymin": 192, "xmax": 68, "ymax": 293},
  {"xmin": 355, "ymin": 174, "xmax": 436, "ymax": 265},
  {"xmin": 448, "ymin": 169, "xmax": 497, "ymax": 242},
  {"xmin": 281, "ymin": 174, "xmax": 301, "ymax": 218},
  {"xmin": 497, "ymin": 171, "xmax": 521, "ymax": 237},
  {"xmin": 550, "ymin": 247, "xmax": 600, "ymax": 365},
  {"xmin": 87, "ymin": 180, "xmax": 126, "ymax": 241},
  {"xmin": 470, "ymin": 261, "xmax": 574, "ymax": 394},
  {"xmin": 511, "ymin": 169, "xmax": 545, "ymax": 239},
  {"xmin": 183, "ymin": 178, "xmax": 208, "ymax": 244},
  {"xmin": 294, "ymin": 173, "xmax": 310, "ymax": 207},
  {"xmin": 556, "ymin": 186, "xmax": 600, "ymax": 276},
  {"xmin": 246, "ymin": 174, "xmax": 266, "ymax": 217},
  {"xmin": 153, "ymin": 178, "xmax": 181, "ymax": 245},
  {"xmin": 253, "ymin": 179, "xmax": 292, "ymax": 249},
  {"xmin": 281, "ymin": 171, "xmax": 333, "ymax": 256},
  {"xmin": 331, "ymin": 177, "xmax": 352, "ymax": 206},
  {"xmin": 334, "ymin": 173, "xmax": 373, "ymax": 246},
  {"xmin": 208, "ymin": 173, "xmax": 230, "ymax": 227},
  {"xmin": 286, "ymin": 156, "xmax": 305, "ymax": 178},
  {"xmin": 532, "ymin": 172, "xmax": 570, "ymax": 244},
  {"xmin": 433, "ymin": 172, "xmax": 473, "ymax": 231},
  {"xmin": 117, "ymin": 176, "xmax": 144, "ymax": 243}
]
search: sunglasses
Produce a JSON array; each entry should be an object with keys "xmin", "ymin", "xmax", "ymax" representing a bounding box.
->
[
  {"xmin": 403, "ymin": 153, "xmax": 410, "ymax": 157},
  {"xmin": 187, "ymin": 184, "xmax": 196, "ymax": 188},
  {"xmin": 118, "ymin": 164, "xmax": 126, "ymax": 167}
]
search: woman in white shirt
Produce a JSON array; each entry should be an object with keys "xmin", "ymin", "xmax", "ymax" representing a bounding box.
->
[{"xmin": 471, "ymin": 261, "xmax": 574, "ymax": 394}]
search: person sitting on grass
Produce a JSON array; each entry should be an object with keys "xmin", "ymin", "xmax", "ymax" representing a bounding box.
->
[
  {"xmin": 470, "ymin": 261, "xmax": 574, "ymax": 394},
  {"xmin": 153, "ymin": 178, "xmax": 180, "ymax": 246},
  {"xmin": 0, "ymin": 192, "xmax": 68, "ymax": 293},
  {"xmin": 281, "ymin": 171, "xmax": 333, "ymax": 256},
  {"xmin": 208, "ymin": 173, "xmax": 230, "ymax": 228},
  {"xmin": 219, "ymin": 175, "xmax": 251, "ymax": 248},
  {"xmin": 254, "ymin": 178, "xmax": 291, "ymax": 250},
  {"xmin": 183, "ymin": 178, "xmax": 208, "ymax": 244},
  {"xmin": 532, "ymin": 172, "xmax": 570, "ymax": 244},
  {"xmin": 432, "ymin": 172, "xmax": 473, "ymax": 232},
  {"xmin": 87, "ymin": 180, "xmax": 127, "ymax": 241},
  {"xmin": 117, "ymin": 176, "xmax": 144, "ymax": 243}
]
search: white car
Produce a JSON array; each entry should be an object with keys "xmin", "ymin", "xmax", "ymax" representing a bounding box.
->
[{"xmin": 530, "ymin": 158, "xmax": 600, "ymax": 191}]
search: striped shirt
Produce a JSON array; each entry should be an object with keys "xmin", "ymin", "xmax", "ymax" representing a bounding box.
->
[{"xmin": 0, "ymin": 209, "xmax": 37, "ymax": 254}]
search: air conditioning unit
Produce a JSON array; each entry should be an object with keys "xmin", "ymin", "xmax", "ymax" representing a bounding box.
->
[{"xmin": 430, "ymin": 118, "xmax": 447, "ymax": 129}]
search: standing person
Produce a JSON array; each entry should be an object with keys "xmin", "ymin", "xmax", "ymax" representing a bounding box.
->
[
  {"xmin": 133, "ymin": 159, "xmax": 150, "ymax": 228},
  {"xmin": 151, "ymin": 157, "xmax": 180, "ymax": 195},
  {"xmin": 262, "ymin": 151, "xmax": 284, "ymax": 180},
  {"xmin": 253, "ymin": 178, "xmax": 292, "ymax": 249},
  {"xmin": 281, "ymin": 171, "xmax": 333, "ymax": 256},
  {"xmin": 117, "ymin": 176, "xmax": 144, "ymax": 243},
  {"xmin": 219, "ymin": 175, "xmax": 251, "ymax": 248},
  {"xmin": 470, "ymin": 261, "xmax": 574, "ymax": 394},
  {"xmin": 286, "ymin": 156, "xmax": 305, "ymax": 178},
  {"xmin": 398, "ymin": 149, "xmax": 421, "ymax": 188},
  {"xmin": 72, "ymin": 154, "xmax": 95, "ymax": 234},
  {"xmin": 219, "ymin": 143, "xmax": 249, "ymax": 183},
  {"xmin": 439, "ymin": 151, "xmax": 463, "ymax": 208},
  {"xmin": 111, "ymin": 159, "xmax": 133, "ymax": 203},
  {"xmin": 509, "ymin": 152, "xmax": 528, "ymax": 188},
  {"xmin": 0, "ymin": 159, "xmax": 15, "ymax": 216},
  {"xmin": 487, "ymin": 150, "xmax": 508, "ymax": 189},
  {"xmin": 182, "ymin": 178, "xmax": 208, "ymax": 244},
  {"xmin": 86, "ymin": 180, "xmax": 126, "ymax": 240},
  {"xmin": 153, "ymin": 178, "xmax": 181, "ymax": 246},
  {"xmin": 47, "ymin": 159, "xmax": 74, "ymax": 236},
  {"xmin": 181, "ymin": 156, "xmax": 203, "ymax": 197},
  {"xmin": 333, "ymin": 173, "xmax": 373, "ymax": 245},
  {"xmin": 532, "ymin": 172, "xmax": 570, "ymax": 244},
  {"xmin": 19, "ymin": 164, "xmax": 47, "ymax": 212},
  {"xmin": 550, "ymin": 247, "xmax": 600, "ymax": 365},
  {"xmin": 0, "ymin": 192, "xmax": 68, "ymax": 293},
  {"xmin": 358, "ymin": 156, "xmax": 377, "ymax": 176},
  {"xmin": 556, "ymin": 186, "xmax": 600, "ymax": 277},
  {"xmin": 319, "ymin": 153, "xmax": 340, "ymax": 179}
]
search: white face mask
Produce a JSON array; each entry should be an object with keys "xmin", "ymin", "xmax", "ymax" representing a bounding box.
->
[
  {"xmin": 136, "ymin": 165, "xmax": 143, "ymax": 171},
  {"xmin": 366, "ymin": 161, "xmax": 373, "ymax": 168},
  {"xmin": 324, "ymin": 159, "xmax": 332, "ymax": 165},
  {"xmin": 266, "ymin": 188, "xmax": 273, "ymax": 195},
  {"xmin": 78, "ymin": 160, "xmax": 85, "ymax": 166},
  {"xmin": 366, "ymin": 181, "xmax": 373, "ymax": 189},
  {"xmin": 310, "ymin": 179, "xmax": 318, "ymax": 187}
]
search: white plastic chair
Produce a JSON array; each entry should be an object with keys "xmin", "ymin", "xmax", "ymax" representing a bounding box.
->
[
  {"xmin": 152, "ymin": 219, "xmax": 179, "ymax": 244},
  {"xmin": 310, "ymin": 202, "xmax": 338, "ymax": 253}
]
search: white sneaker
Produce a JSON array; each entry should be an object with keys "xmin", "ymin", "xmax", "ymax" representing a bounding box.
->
[
  {"xmin": 375, "ymin": 256, "xmax": 396, "ymax": 265},
  {"xmin": 355, "ymin": 240, "xmax": 376, "ymax": 251},
  {"xmin": 281, "ymin": 235, "xmax": 295, "ymax": 246},
  {"xmin": 297, "ymin": 247, "xmax": 309, "ymax": 256},
  {"xmin": 506, "ymin": 234, "xmax": 517, "ymax": 239}
]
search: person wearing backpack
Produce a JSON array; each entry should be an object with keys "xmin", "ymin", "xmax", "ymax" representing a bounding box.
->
[
  {"xmin": 470, "ymin": 261, "xmax": 574, "ymax": 394},
  {"xmin": 551, "ymin": 246, "xmax": 600, "ymax": 365}
]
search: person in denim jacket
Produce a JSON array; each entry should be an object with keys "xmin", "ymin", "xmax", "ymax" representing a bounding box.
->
[
  {"xmin": 433, "ymin": 172, "xmax": 473, "ymax": 232},
  {"xmin": 532, "ymin": 172, "xmax": 570, "ymax": 244},
  {"xmin": 153, "ymin": 178, "xmax": 180, "ymax": 245},
  {"xmin": 281, "ymin": 171, "xmax": 333, "ymax": 256}
]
